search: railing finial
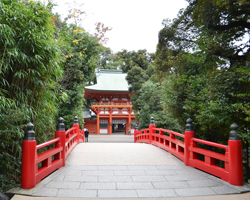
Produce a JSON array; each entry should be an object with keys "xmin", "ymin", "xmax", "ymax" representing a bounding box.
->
[
  {"xmin": 56, "ymin": 117, "xmax": 65, "ymax": 131},
  {"xmin": 185, "ymin": 118, "xmax": 194, "ymax": 131},
  {"xmin": 150, "ymin": 117, "xmax": 155, "ymax": 125},
  {"xmin": 24, "ymin": 122, "xmax": 36, "ymax": 140},
  {"xmin": 229, "ymin": 123, "xmax": 240, "ymax": 140},
  {"xmin": 74, "ymin": 116, "xmax": 79, "ymax": 124}
]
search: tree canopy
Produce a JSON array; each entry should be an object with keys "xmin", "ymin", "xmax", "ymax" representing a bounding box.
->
[
  {"xmin": 155, "ymin": 0, "xmax": 250, "ymax": 182},
  {"xmin": 54, "ymin": 20, "xmax": 102, "ymax": 129}
]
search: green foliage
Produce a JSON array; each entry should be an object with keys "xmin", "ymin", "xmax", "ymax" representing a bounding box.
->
[
  {"xmin": 116, "ymin": 49, "xmax": 154, "ymax": 73},
  {"xmin": 0, "ymin": 1, "xmax": 102, "ymax": 192},
  {"xmin": 0, "ymin": 104, "xmax": 25, "ymax": 191},
  {"xmin": 187, "ymin": 0, "xmax": 250, "ymax": 68},
  {"xmin": 126, "ymin": 66, "xmax": 149, "ymax": 94},
  {"xmin": 233, "ymin": 67, "xmax": 250, "ymax": 126},
  {"xmin": 135, "ymin": 81, "xmax": 162, "ymax": 129},
  {"xmin": 134, "ymin": 80, "xmax": 182, "ymax": 132},
  {"xmin": 99, "ymin": 47, "xmax": 123, "ymax": 70},
  {"xmin": 0, "ymin": 0, "xmax": 63, "ymax": 192},
  {"xmin": 54, "ymin": 19, "xmax": 102, "ymax": 129},
  {"xmin": 156, "ymin": 0, "xmax": 250, "ymax": 139},
  {"xmin": 155, "ymin": 0, "xmax": 250, "ymax": 182},
  {"xmin": 119, "ymin": 48, "xmax": 181, "ymax": 131}
]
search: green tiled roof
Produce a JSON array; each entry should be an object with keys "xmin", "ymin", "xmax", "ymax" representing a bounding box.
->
[{"xmin": 85, "ymin": 69, "xmax": 129, "ymax": 92}]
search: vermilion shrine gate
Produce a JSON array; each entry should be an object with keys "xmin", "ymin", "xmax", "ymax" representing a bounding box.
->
[{"xmin": 84, "ymin": 70, "xmax": 136, "ymax": 135}]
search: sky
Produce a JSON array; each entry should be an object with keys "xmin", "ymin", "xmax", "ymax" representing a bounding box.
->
[{"xmin": 52, "ymin": 0, "xmax": 188, "ymax": 53}]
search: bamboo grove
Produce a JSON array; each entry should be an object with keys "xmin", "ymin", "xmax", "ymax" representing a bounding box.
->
[{"xmin": 0, "ymin": 0, "xmax": 102, "ymax": 192}]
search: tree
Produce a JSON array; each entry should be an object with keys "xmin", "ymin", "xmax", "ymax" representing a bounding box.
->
[
  {"xmin": 186, "ymin": 0, "xmax": 250, "ymax": 181},
  {"xmin": 0, "ymin": 0, "xmax": 63, "ymax": 192},
  {"xmin": 187, "ymin": 0, "xmax": 250, "ymax": 68},
  {"xmin": 54, "ymin": 19, "xmax": 102, "ymax": 129},
  {"xmin": 98, "ymin": 47, "xmax": 123, "ymax": 70},
  {"xmin": 155, "ymin": 0, "xmax": 250, "ymax": 182},
  {"xmin": 116, "ymin": 49, "xmax": 154, "ymax": 73},
  {"xmin": 136, "ymin": 81, "xmax": 162, "ymax": 129},
  {"xmin": 94, "ymin": 22, "xmax": 112, "ymax": 45}
]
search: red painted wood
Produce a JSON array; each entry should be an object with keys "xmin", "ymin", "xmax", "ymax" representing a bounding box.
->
[
  {"xmin": 36, "ymin": 138, "xmax": 60, "ymax": 150},
  {"xmin": 136, "ymin": 125, "xmax": 243, "ymax": 186},
  {"xmin": 189, "ymin": 158, "xmax": 229, "ymax": 182},
  {"xmin": 228, "ymin": 140, "xmax": 243, "ymax": 186},
  {"xmin": 21, "ymin": 140, "xmax": 36, "ymax": 189},
  {"xmin": 36, "ymin": 159, "xmax": 63, "ymax": 184},
  {"xmin": 184, "ymin": 130, "xmax": 195, "ymax": 166},
  {"xmin": 55, "ymin": 130, "xmax": 66, "ymax": 166},
  {"xmin": 192, "ymin": 138, "xmax": 228, "ymax": 150},
  {"xmin": 189, "ymin": 146, "xmax": 229, "ymax": 162},
  {"xmin": 73, "ymin": 123, "xmax": 80, "ymax": 144},
  {"xmin": 21, "ymin": 121, "xmax": 83, "ymax": 189},
  {"xmin": 36, "ymin": 147, "xmax": 62, "ymax": 164}
]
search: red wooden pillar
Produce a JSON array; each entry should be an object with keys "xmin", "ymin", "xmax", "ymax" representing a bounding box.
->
[
  {"xmin": 21, "ymin": 122, "xmax": 36, "ymax": 189},
  {"xmin": 149, "ymin": 117, "xmax": 155, "ymax": 144},
  {"xmin": 73, "ymin": 116, "xmax": 80, "ymax": 144},
  {"xmin": 55, "ymin": 117, "xmax": 66, "ymax": 166},
  {"xmin": 109, "ymin": 107, "xmax": 112, "ymax": 135},
  {"xmin": 125, "ymin": 119, "xmax": 128, "ymax": 135},
  {"xmin": 128, "ymin": 107, "xmax": 131, "ymax": 135},
  {"xmin": 97, "ymin": 109, "xmax": 100, "ymax": 135},
  {"xmin": 228, "ymin": 123, "xmax": 243, "ymax": 186},
  {"xmin": 184, "ymin": 118, "xmax": 195, "ymax": 166}
]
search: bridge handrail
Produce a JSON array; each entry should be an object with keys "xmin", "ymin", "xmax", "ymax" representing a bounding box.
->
[
  {"xmin": 154, "ymin": 128, "xmax": 185, "ymax": 139},
  {"xmin": 65, "ymin": 127, "xmax": 75, "ymax": 136},
  {"xmin": 65, "ymin": 132, "xmax": 77, "ymax": 146},
  {"xmin": 136, "ymin": 127, "xmax": 185, "ymax": 162},
  {"xmin": 141, "ymin": 128, "xmax": 149, "ymax": 133},
  {"xmin": 21, "ymin": 116, "xmax": 85, "ymax": 189},
  {"xmin": 65, "ymin": 130, "xmax": 78, "ymax": 159},
  {"xmin": 36, "ymin": 138, "xmax": 60, "ymax": 150},
  {"xmin": 79, "ymin": 129, "xmax": 84, "ymax": 143},
  {"xmin": 134, "ymin": 117, "xmax": 243, "ymax": 186},
  {"xmin": 191, "ymin": 138, "xmax": 228, "ymax": 150}
]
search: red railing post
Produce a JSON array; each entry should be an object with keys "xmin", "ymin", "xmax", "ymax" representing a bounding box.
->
[
  {"xmin": 55, "ymin": 117, "xmax": 66, "ymax": 166},
  {"xmin": 184, "ymin": 118, "xmax": 195, "ymax": 166},
  {"xmin": 228, "ymin": 123, "xmax": 243, "ymax": 186},
  {"xmin": 134, "ymin": 124, "xmax": 139, "ymax": 143},
  {"xmin": 21, "ymin": 122, "xmax": 36, "ymax": 189},
  {"xmin": 73, "ymin": 116, "xmax": 80, "ymax": 144},
  {"xmin": 149, "ymin": 117, "xmax": 155, "ymax": 144}
]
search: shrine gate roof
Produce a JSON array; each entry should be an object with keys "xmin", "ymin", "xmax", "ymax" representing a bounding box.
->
[{"xmin": 85, "ymin": 69, "xmax": 129, "ymax": 92}]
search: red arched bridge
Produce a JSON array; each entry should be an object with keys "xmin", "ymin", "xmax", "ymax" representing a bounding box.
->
[{"xmin": 16, "ymin": 116, "xmax": 250, "ymax": 198}]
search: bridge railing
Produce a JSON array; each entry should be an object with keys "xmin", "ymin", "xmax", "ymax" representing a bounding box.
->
[
  {"xmin": 152, "ymin": 128, "xmax": 185, "ymax": 162},
  {"xmin": 21, "ymin": 116, "xmax": 84, "ymax": 189},
  {"xmin": 134, "ymin": 117, "xmax": 243, "ymax": 186}
]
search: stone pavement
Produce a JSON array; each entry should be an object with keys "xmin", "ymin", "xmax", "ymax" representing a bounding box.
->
[
  {"xmin": 10, "ymin": 193, "xmax": 250, "ymax": 200},
  {"xmin": 9, "ymin": 135, "xmax": 250, "ymax": 199},
  {"xmin": 87, "ymin": 134, "xmax": 134, "ymax": 143}
]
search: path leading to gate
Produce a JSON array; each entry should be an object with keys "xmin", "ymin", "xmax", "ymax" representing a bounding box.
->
[{"xmin": 10, "ymin": 135, "xmax": 250, "ymax": 199}]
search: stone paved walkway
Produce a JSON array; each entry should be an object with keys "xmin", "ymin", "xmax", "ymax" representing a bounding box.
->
[
  {"xmin": 87, "ymin": 134, "xmax": 134, "ymax": 143},
  {"xmin": 9, "ymin": 138, "xmax": 250, "ymax": 199}
]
